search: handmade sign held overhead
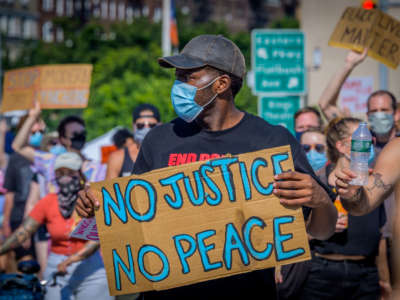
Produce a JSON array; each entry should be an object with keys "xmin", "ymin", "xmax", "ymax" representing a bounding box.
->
[
  {"xmin": 1, "ymin": 64, "xmax": 92, "ymax": 112},
  {"xmin": 329, "ymin": 7, "xmax": 400, "ymax": 69},
  {"xmin": 91, "ymin": 145, "xmax": 311, "ymax": 296}
]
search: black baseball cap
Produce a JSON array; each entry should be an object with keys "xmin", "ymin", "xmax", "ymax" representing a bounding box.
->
[{"xmin": 158, "ymin": 34, "xmax": 246, "ymax": 79}]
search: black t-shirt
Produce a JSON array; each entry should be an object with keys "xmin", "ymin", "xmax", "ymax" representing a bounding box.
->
[
  {"xmin": 4, "ymin": 152, "xmax": 36, "ymax": 224},
  {"xmin": 312, "ymin": 164, "xmax": 386, "ymax": 258},
  {"xmin": 132, "ymin": 112, "xmax": 333, "ymax": 299}
]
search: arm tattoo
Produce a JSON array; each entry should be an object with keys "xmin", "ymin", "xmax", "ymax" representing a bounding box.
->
[
  {"xmin": 367, "ymin": 173, "xmax": 393, "ymax": 193},
  {"xmin": 341, "ymin": 187, "xmax": 368, "ymax": 214},
  {"xmin": 0, "ymin": 217, "xmax": 39, "ymax": 255}
]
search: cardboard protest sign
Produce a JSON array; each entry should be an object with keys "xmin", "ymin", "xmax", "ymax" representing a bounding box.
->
[
  {"xmin": 91, "ymin": 145, "xmax": 311, "ymax": 296},
  {"xmin": 339, "ymin": 76, "xmax": 373, "ymax": 114},
  {"xmin": 70, "ymin": 218, "xmax": 99, "ymax": 241},
  {"xmin": 1, "ymin": 64, "xmax": 92, "ymax": 112},
  {"xmin": 329, "ymin": 7, "xmax": 400, "ymax": 69}
]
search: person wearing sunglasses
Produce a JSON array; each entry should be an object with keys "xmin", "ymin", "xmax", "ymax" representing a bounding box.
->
[
  {"xmin": 296, "ymin": 117, "xmax": 389, "ymax": 299},
  {"xmin": 106, "ymin": 103, "xmax": 161, "ymax": 179},
  {"xmin": 300, "ymin": 128, "xmax": 328, "ymax": 172}
]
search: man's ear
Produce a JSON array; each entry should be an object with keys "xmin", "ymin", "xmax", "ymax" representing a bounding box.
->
[{"xmin": 215, "ymin": 75, "xmax": 231, "ymax": 94}]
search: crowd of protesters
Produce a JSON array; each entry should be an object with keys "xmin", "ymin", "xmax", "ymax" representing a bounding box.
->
[{"xmin": 0, "ymin": 34, "xmax": 399, "ymax": 300}]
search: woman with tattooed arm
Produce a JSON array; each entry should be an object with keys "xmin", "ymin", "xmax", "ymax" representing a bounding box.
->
[
  {"xmin": 335, "ymin": 137, "xmax": 400, "ymax": 298},
  {"xmin": 0, "ymin": 152, "xmax": 113, "ymax": 300}
]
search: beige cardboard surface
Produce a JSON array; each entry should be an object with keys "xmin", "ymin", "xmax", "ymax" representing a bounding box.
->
[
  {"xmin": 1, "ymin": 64, "xmax": 92, "ymax": 112},
  {"xmin": 329, "ymin": 7, "xmax": 400, "ymax": 69},
  {"xmin": 91, "ymin": 145, "xmax": 311, "ymax": 296}
]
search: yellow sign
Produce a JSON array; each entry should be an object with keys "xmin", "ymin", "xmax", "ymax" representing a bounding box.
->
[
  {"xmin": 91, "ymin": 145, "xmax": 311, "ymax": 296},
  {"xmin": 1, "ymin": 64, "xmax": 92, "ymax": 112},
  {"xmin": 329, "ymin": 7, "xmax": 400, "ymax": 69}
]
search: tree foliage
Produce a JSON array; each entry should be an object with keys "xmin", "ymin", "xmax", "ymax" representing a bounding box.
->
[{"xmin": 5, "ymin": 17, "xmax": 257, "ymax": 140}]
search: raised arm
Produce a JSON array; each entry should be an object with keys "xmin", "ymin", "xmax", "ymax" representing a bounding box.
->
[
  {"xmin": 336, "ymin": 138, "xmax": 400, "ymax": 215},
  {"xmin": 11, "ymin": 102, "xmax": 42, "ymax": 163},
  {"xmin": 57, "ymin": 241, "xmax": 100, "ymax": 274},
  {"xmin": 318, "ymin": 49, "xmax": 368, "ymax": 121},
  {"xmin": 0, "ymin": 216, "xmax": 40, "ymax": 255}
]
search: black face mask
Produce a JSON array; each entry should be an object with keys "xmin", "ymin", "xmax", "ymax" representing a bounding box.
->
[
  {"xmin": 70, "ymin": 131, "xmax": 86, "ymax": 151},
  {"xmin": 56, "ymin": 175, "xmax": 82, "ymax": 218}
]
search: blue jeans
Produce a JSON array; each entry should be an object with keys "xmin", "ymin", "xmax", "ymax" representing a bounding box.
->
[{"xmin": 44, "ymin": 251, "xmax": 114, "ymax": 300}]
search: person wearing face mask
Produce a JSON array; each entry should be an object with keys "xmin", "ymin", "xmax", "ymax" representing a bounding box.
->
[
  {"xmin": 300, "ymin": 129, "xmax": 328, "ymax": 172},
  {"xmin": 317, "ymin": 49, "xmax": 398, "ymax": 280},
  {"xmin": 2, "ymin": 114, "xmax": 45, "ymax": 268},
  {"xmin": 294, "ymin": 107, "xmax": 323, "ymax": 141},
  {"xmin": 0, "ymin": 152, "xmax": 113, "ymax": 300},
  {"xmin": 106, "ymin": 104, "xmax": 160, "ymax": 179},
  {"xmin": 295, "ymin": 117, "xmax": 390, "ymax": 300},
  {"xmin": 76, "ymin": 34, "xmax": 338, "ymax": 299},
  {"xmin": 12, "ymin": 102, "xmax": 106, "ymax": 198}
]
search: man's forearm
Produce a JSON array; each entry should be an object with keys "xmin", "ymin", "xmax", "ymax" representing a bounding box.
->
[
  {"xmin": 308, "ymin": 201, "xmax": 337, "ymax": 240},
  {"xmin": 307, "ymin": 187, "xmax": 337, "ymax": 240},
  {"xmin": 342, "ymin": 172, "xmax": 394, "ymax": 215},
  {"xmin": 340, "ymin": 187, "xmax": 370, "ymax": 215}
]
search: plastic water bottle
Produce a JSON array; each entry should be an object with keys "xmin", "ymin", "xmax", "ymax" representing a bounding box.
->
[{"xmin": 350, "ymin": 122, "xmax": 372, "ymax": 186}]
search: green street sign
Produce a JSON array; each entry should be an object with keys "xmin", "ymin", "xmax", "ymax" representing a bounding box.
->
[
  {"xmin": 252, "ymin": 30, "xmax": 306, "ymax": 95},
  {"xmin": 258, "ymin": 95, "xmax": 301, "ymax": 135}
]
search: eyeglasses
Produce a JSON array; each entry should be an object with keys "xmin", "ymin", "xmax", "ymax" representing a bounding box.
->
[
  {"xmin": 302, "ymin": 144, "xmax": 326, "ymax": 153},
  {"xmin": 136, "ymin": 123, "xmax": 157, "ymax": 130}
]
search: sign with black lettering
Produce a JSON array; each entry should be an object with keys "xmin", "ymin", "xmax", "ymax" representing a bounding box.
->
[
  {"xmin": 91, "ymin": 145, "xmax": 311, "ymax": 296},
  {"xmin": 329, "ymin": 7, "xmax": 400, "ymax": 69}
]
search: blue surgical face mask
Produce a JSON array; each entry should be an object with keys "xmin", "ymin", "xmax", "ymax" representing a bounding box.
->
[
  {"xmin": 29, "ymin": 132, "xmax": 43, "ymax": 148},
  {"xmin": 50, "ymin": 144, "xmax": 67, "ymax": 156},
  {"xmin": 171, "ymin": 77, "xmax": 219, "ymax": 123},
  {"xmin": 368, "ymin": 144, "xmax": 375, "ymax": 166},
  {"xmin": 306, "ymin": 150, "xmax": 327, "ymax": 171}
]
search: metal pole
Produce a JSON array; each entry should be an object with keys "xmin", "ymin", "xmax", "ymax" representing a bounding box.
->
[
  {"xmin": 379, "ymin": 0, "xmax": 389, "ymax": 90},
  {"xmin": 162, "ymin": 0, "xmax": 171, "ymax": 57}
]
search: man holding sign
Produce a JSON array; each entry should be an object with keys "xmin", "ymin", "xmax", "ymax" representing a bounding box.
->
[{"xmin": 77, "ymin": 35, "xmax": 337, "ymax": 298}]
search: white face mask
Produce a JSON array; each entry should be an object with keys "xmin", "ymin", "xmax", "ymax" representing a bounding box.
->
[
  {"xmin": 134, "ymin": 127, "xmax": 152, "ymax": 144},
  {"xmin": 368, "ymin": 112, "xmax": 394, "ymax": 135}
]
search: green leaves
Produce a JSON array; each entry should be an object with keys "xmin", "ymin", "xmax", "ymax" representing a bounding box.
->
[{"xmin": 5, "ymin": 17, "xmax": 257, "ymax": 141}]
